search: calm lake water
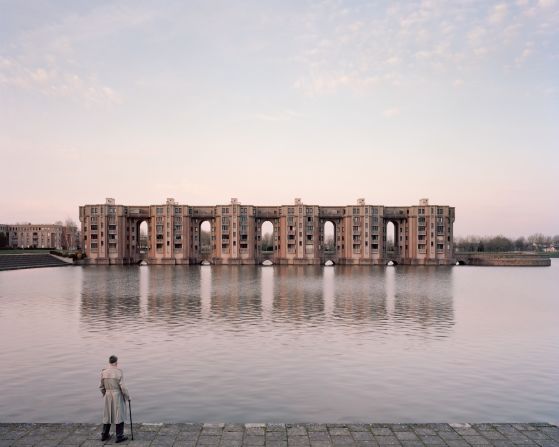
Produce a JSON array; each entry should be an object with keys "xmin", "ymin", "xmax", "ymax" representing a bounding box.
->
[{"xmin": 0, "ymin": 262, "xmax": 558, "ymax": 423}]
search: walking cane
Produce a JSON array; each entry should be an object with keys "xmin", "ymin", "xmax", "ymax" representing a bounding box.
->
[{"xmin": 128, "ymin": 399, "xmax": 134, "ymax": 440}]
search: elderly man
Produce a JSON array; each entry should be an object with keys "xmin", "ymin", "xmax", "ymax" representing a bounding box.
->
[{"xmin": 100, "ymin": 355, "xmax": 131, "ymax": 443}]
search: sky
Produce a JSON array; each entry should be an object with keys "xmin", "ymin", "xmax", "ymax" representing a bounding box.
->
[{"xmin": 0, "ymin": 0, "xmax": 558, "ymax": 237}]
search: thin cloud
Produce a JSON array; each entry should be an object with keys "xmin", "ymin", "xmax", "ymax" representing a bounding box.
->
[{"xmin": 383, "ymin": 107, "xmax": 400, "ymax": 118}]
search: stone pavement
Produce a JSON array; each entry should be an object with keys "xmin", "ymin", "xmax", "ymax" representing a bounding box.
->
[{"xmin": 0, "ymin": 423, "xmax": 558, "ymax": 447}]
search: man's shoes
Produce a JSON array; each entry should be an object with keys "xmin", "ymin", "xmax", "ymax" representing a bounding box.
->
[
  {"xmin": 116, "ymin": 436, "xmax": 128, "ymax": 443},
  {"xmin": 101, "ymin": 434, "xmax": 111, "ymax": 442}
]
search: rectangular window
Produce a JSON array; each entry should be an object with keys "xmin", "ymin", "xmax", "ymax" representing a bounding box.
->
[
  {"xmin": 437, "ymin": 208, "xmax": 444, "ymax": 215},
  {"xmin": 156, "ymin": 207, "xmax": 163, "ymax": 215},
  {"xmin": 306, "ymin": 207, "xmax": 312, "ymax": 215},
  {"xmin": 437, "ymin": 243, "xmax": 444, "ymax": 250},
  {"xmin": 288, "ymin": 207, "xmax": 294, "ymax": 215},
  {"xmin": 353, "ymin": 208, "xmax": 359, "ymax": 215},
  {"xmin": 418, "ymin": 244, "xmax": 426, "ymax": 250}
]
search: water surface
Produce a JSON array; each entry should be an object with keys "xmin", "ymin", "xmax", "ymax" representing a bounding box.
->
[{"xmin": 0, "ymin": 262, "xmax": 557, "ymax": 423}]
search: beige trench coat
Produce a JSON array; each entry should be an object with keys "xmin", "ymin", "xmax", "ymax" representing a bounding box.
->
[{"xmin": 99, "ymin": 364, "xmax": 130, "ymax": 424}]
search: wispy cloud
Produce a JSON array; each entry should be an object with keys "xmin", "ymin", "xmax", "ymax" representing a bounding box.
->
[
  {"xmin": 0, "ymin": 2, "xmax": 158, "ymax": 106},
  {"xmin": 0, "ymin": 57, "xmax": 120, "ymax": 106},
  {"xmin": 293, "ymin": 0, "xmax": 559, "ymax": 95}
]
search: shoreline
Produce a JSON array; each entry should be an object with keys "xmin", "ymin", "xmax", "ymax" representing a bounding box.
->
[{"xmin": 1, "ymin": 422, "xmax": 558, "ymax": 447}]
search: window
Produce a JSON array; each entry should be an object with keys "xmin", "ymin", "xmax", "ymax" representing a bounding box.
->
[
  {"xmin": 418, "ymin": 244, "xmax": 426, "ymax": 250},
  {"xmin": 437, "ymin": 226, "xmax": 444, "ymax": 234},
  {"xmin": 240, "ymin": 207, "xmax": 247, "ymax": 214},
  {"xmin": 222, "ymin": 207, "xmax": 230, "ymax": 214},
  {"xmin": 437, "ymin": 243, "xmax": 444, "ymax": 250},
  {"xmin": 222, "ymin": 225, "xmax": 229, "ymax": 232},
  {"xmin": 353, "ymin": 208, "xmax": 359, "ymax": 215},
  {"xmin": 288, "ymin": 207, "xmax": 294, "ymax": 215},
  {"xmin": 306, "ymin": 207, "xmax": 312, "ymax": 215},
  {"xmin": 353, "ymin": 217, "xmax": 360, "ymax": 224},
  {"xmin": 371, "ymin": 226, "xmax": 379, "ymax": 232},
  {"xmin": 222, "ymin": 216, "xmax": 229, "ymax": 224},
  {"xmin": 175, "ymin": 207, "xmax": 181, "ymax": 214},
  {"xmin": 156, "ymin": 207, "xmax": 163, "ymax": 215},
  {"xmin": 437, "ymin": 208, "xmax": 444, "ymax": 215},
  {"xmin": 174, "ymin": 217, "xmax": 182, "ymax": 224},
  {"xmin": 419, "ymin": 208, "xmax": 425, "ymax": 215},
  {"xmin": 372, "ymin": 207, "xmax": 378, "ymax": 215}
]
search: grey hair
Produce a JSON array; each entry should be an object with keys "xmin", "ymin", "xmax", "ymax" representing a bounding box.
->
[{"xmin": 109, "ymin": 355, "xmax": 118, "ymax": 364}]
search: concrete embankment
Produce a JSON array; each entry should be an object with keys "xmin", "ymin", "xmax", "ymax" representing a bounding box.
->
[
  {"xmin": 455, "ymin": 253, "xmax": 551, "ymax": 266},
  {"xmin": 0, "ymin": 422, "xmax": 557, "ymax": 447},
  {"xmin": 0, "ymin": 253, "xmax": 73, "ymax": 271}
]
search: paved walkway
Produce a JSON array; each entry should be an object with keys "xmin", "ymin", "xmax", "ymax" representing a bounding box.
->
[{"xmin": 1, "ymin": 423, "xmax": 558, "ymax": 447}]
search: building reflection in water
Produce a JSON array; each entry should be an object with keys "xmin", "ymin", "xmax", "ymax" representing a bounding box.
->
[
  {"xmin": 80, "ymin": 266, "xmax": 142, "ymax": 331},
  {"xmin": 392, "ymin": 266, "xmax": 455, "ymax": 337},
  {"xmin": 273, "ymin": 266, "xmax": 325, "ymax": 322},
  {"xmin": 80, "ymin": 265, "xmax": 454, "ymax": 337},
  {"xmin": 332, "ymin": 266, "xmax": 388, "ymax": 324}
]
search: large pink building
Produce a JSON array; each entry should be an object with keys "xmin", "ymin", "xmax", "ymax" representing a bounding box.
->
[{"xmin": 79, "ymin": 198, "xmax": 455, "ymax": 265}]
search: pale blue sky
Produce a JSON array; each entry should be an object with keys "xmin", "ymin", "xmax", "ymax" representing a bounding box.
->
[{"xmin": 0, "ymin": 0, "xmax": 557, "ymax": 237}]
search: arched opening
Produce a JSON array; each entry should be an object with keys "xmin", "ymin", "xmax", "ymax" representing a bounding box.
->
[
  {"xmin": 260, "ymin": 221, "xmax": 274, "ymax": 254},
  {"xmin": 385, "ymin": 221, "xmax": 396, "ymax": 255},
  {"xmin": 135, "ymin": 220, "xmax": 149, "ymax": 261},
  {"xmin": 323, "ymin": 221, "xmax": 336, "ymax": 259},
  {"xmin": 200, "ymin": 220, "xmax": 212, "ymax": 256},
  {"xmin": 387, "ymin": 260, "xmax": 398, "ymax": 266}
]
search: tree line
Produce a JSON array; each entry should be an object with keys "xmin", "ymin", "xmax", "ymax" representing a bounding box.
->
[{"xmin": 454, "ymin": 233, "xmax": 559, "ymax": 253}]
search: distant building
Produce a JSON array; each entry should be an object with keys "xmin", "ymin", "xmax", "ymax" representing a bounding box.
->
[
  {"xmin": 79, "ymin": 197, "xmax": 456, "ymax": 265},
  {"xmin": 0, "ymin": 223, "xmax": 78, "ymax": 250}
]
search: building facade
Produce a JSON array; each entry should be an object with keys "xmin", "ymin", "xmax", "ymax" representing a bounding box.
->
[{"xmin": 79, "ymin": 198, "xmax": 456, "ymax": 265}]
